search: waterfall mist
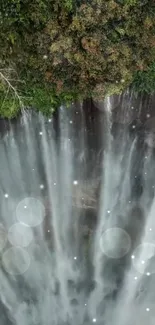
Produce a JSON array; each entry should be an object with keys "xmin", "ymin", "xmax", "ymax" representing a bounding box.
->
[{"xmin": 0, "ymin": 93, "xmax": 155, "ymax": 325}]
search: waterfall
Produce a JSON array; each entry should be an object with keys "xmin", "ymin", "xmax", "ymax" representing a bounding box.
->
[{"xmin": 0, "ymin": 94, "xmax": 155, "ymax": 325}]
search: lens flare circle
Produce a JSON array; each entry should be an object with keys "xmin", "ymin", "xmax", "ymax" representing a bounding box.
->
[
  {"xmin": 132, "ymin": 243, "xmax": 155, "ymax": 274},
  {"xmin": 16, "ymin": 197, "xmax": 45, "ymax": 227},
  {"xmin": 2, "ymin": 246, "xmax": 30, "ymax": 275},
  {"xmin": 8, "ymin": 223, "xmax": 33, "ymax": 247},
  {"xmin": 100, "ymin": 227, "xmax": 131, "ymax": 259}
]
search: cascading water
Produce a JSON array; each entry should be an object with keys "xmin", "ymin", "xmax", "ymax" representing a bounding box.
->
[{"xmin": 0, "ymin": 94, "xmax": 155, "ymax": 325}]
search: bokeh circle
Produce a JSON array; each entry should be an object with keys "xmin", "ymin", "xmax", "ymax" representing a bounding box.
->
[
  {"xmin": 8, "ymin": 223, "xmax": 33, "ymax": 247},
  {"xmin": 16, "ymin": 197, "xmax": 45, "ymax": 227},
  {"xmin": 100, "ymin": 227, "xmax": 131, "ymax": 259},
  {"xmin": 2, "ymin": 246, "xmax": 30, "ymax": 275}
]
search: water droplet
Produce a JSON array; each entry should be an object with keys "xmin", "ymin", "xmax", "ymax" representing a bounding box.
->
[
  {"xmin": 8, "ymin": 223, "xmax": 33, "ymax": 247},
  {"xmin": 100, "ymin": 228, "xmax": 131, "ymax": 259},
  {"xmin": 73, "ymin": 180, "xmax": 78, "ymax": 185},
  {"xmin": 39, "ymin": 132, "xmax": 43, "ymax": 135},
  {"xmin": 92, "ymin": 319, "xmax": 97, "ymax": 323},
  {"xmin": 2, "ymin": 247, "xmax": 30, "ymax": 275},
  {"xmin": 4, "ymin": 193, "xmax": 9, "ymax": 198},
  {"xmin": 40, "ymin": 184, "xmax": 44, "ymax": 189},
  {"xmin": 146, "ymin": 308, "xmax": 150, "ymax": 312},
  {"xmin": 74, "ymin": 256, "xmax": 77, "ymax": 260},
  {"xmin": 16, "ymin": 197, "xmax": 45, "ymax": 227}
]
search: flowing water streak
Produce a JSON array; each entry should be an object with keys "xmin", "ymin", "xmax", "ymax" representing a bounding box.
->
[
  {"xmin": 39, "ymin": 110, "xmax": 73, "ymax": 322},
  {"xmin": 87, "ymin": 97, "xmax": 113, "ymax": 318}
]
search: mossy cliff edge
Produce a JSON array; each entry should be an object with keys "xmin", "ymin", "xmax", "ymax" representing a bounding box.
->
[{"xmin": 0, "ymin": 0, "xmax": 155, "ymax": 117}]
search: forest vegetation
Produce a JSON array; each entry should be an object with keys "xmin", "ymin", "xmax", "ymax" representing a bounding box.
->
[{"xmin": 0, "ymin": 0, "xmax": 155, "ymax": 117}]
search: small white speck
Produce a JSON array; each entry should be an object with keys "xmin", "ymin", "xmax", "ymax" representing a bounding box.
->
[
  {"xmin": 146, "ymin": 308, "xmax": 150, "ymax": 312},
  {"xmin": 149, "ymin": 228, "xmax": 152, "ymax": 231},
  {"xmin": 85, "ymin": 304, "xmax": 87, "ymax": 306},
  {"xmin": 129, "ymin": 201, "xmax": 131, "ymax": 204},
  {"xmin": 107, "ymin": 210, "xmax": 111, "ymax": 214},
  {"xmin": 141, "ymin": 260, "xmax": 145, "ymax": 264},
  {"xmin": 70, "ymin": 121, "xmax": 73, "ymax": 124},
  {"xmin": 39, "ymin": 132, "xmax": 43, "ymax": 135},
  {"xmin": 134, "ymin": 277, "xmax": 138, "ymax": 280},
  {"xmin": 131, "ymin": 107, "xmax": 134, "ymax": 110},
  {"xmin": 40, "ymin": 184, "xmax": 44, "ymax": 189},
  {"xmin": 116, "ymin": 80, "xmax": 118, "ymax": 84},
  {"xmin": 54, "ymin": 183, "xmax": 56, "ymax": 186},
  {"xmin": 4, "ymin": 193, "xmax": 9, "ymax": 198},
  {"xmin": 145, "ymin": 172, "xmax": 147, "ymax": 175},
  {"xmin": 48, "ymin": 119, "xmax": 52, "ymax": 123},
  {"xmin": 132, "ymin": 125, "xmax": 136, "ymax": 129},
  {"xmin": 131, "ymin": 255, "xmax": 135, "ymax": 259},
  {"xmin": 121, "ymin": 79, "xmax": 125, "ymax": 83},
  {"xmin": 92, "ymin": 318, "xmax": 97, "ymax": 323},
  {"xmin": 73, "ymin": 180, "xmax": 78, "ymax": 185},
  {"xmin": 146, "ymin": 114, "xmax": 150, "ymax": 118},
  {"xmin": 146, "ymin": 272, "xmax": 150, "ymax": 276},
  {"xmin": 48, "ymin": 230, "xmax": 50, "ymax": 233},
  {"xmin": 152, "ymin": 185, "xmax": 155, "ymax": 189},
  {"xmin": 76, "ymin": 112, "xmax": 79, "ymax": 114},
  {"xmin": 145, "ymin": 156, "xmax": 148, "ymax": 159},
  {"xmin": 135, "ymin": 176, "xmax": 137, "ymax": 178},
  {"xmin": 24, "ymin": 205, "xmax": 27, "ymax": 209},
  {"xmin": 74, "ymin": 256, "xmax": 77, "ymax": 260},
  {"xmin": 43, "ymin": 55, "xmax": 48, "ymax": 59},
  {"xmin": 32, "ymin": 168, "xmax": 35, "ymax": 171}
]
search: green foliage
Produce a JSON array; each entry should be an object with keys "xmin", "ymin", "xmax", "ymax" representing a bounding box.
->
[
  {"xmin": 0, "ymin": 0, "xmax": 155, "ymax": 117},
  {"xmin": 132, "ymin": 62, "xmax": 155, "ymax": 94},
  {"xmin": 64, "ymin": 0, "xmax": 73, "ymax": 12},
  {"xmin": 0, "ymin": 89, "xmax": 20, "ymax": 118}
]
